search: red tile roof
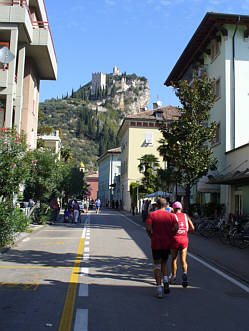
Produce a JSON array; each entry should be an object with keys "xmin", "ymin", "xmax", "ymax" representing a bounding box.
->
[{"xmin": 126, "ymin": 106, "xmax": 180, "ymax": 121}]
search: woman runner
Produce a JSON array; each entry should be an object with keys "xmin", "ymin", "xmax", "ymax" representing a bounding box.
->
[{"xmin": 170, "ymin": 201, "xmax": 195, "ymax": 287}]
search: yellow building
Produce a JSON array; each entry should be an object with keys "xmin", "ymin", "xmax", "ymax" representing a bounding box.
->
[{"xmin": 117, "ymin": 106, "xmax": 179, "ymax": 211}]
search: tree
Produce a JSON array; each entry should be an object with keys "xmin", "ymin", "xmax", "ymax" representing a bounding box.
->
[
  {"xmin": 0, "ymin": 130, "xmax": 30, "ymax": 199},
  {"xmin": 24, "ymin": 148, "xmax": 63, "ymax": 210},
  {"xmin": 61, "ymin": 147, "xmax": 73, "ymax": 163},
  {"xmin": 138, "ymin": 154, "xmax": 160, "ymax": 195},
  {"xmin": 158, "ymin": 73, "xmax": 218, "ymax": 212}
]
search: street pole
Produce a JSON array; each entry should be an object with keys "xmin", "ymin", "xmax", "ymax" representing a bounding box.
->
[{"xmin": 136, "ymin": 180, "xmax": 139, "ymax": 214}]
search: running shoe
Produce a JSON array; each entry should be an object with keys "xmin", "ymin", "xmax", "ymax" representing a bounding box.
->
[
  {"xmin": 182, "ymin": 273, "xmax": 188, "ymax": 288},
  {"xmin": 163, "ymin": 281, "xmax": 170, "ymax": 294},
  {"xmin": 154, "ymin": 286, "xmax": 164, "ymax": 299},
  {"xmin": 169, "ymin": 275, "xmax": 176, "ymax": 285}
]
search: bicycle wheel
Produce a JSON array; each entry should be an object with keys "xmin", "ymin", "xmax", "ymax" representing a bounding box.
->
[
  {"xmin": 219, "ymin": 228, "xmax": 230, "ymax": 245},
  {"xmin": 234, "ymin": 231, "xmax": 249, "ymax": 249},
  {"xmin": 199, "ymin": 221, "xmax": 216, "ymax": 239}
]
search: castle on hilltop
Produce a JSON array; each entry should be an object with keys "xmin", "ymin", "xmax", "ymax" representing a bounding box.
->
[{"xmin": 91, "ymin": 66, "xmax": 122, "ymax": 94}]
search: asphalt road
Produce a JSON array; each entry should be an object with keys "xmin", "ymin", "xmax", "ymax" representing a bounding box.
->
[{"xmin": 0, "ymin": 209, "xmax": 248, "ymax": 331}]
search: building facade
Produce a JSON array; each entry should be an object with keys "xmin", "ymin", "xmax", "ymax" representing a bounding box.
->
[
  {"xmin": 165, "ymin": 12, "xmax": 249, "ymax": 215},
  {"xmin": 98, "ymin": 147, "xmax": 121, "ymax": 206},
  {"xmin": 86, "ymin": 173, "xmax": 99, "ymax": 201},
  {"xmin": 37, "ymin": 129, "xmax": 61, "ymax": 158},
  {"xmin": 0, "ymin": 0, "xmax": 57, "ymax": 149},
  {"xmin": 117, "ymin": 106, "xmax": 180, "ymax": 211}
]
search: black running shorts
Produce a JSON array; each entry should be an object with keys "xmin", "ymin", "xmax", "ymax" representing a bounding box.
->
[{"xmin": 152, "ymin": 249, "xmax": 170, "ymax": 262}]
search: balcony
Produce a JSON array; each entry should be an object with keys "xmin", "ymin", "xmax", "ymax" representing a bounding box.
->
[
  {"xmin": 0, "ymin": 1, "xmax": 57, "ymax": 80},
  {"xmin": 30, "ymin": 21, "xmax": 57, "ymax": 80}
]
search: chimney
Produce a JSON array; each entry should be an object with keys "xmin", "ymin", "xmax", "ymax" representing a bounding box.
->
[{"xmin": 153, "ymin": 102, "xmax": 158, "ymax": 109}]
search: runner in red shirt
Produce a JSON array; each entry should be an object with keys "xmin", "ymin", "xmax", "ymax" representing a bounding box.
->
[
  {"xmin": 170, "ymin": 201, "xmax": 195, "ymax": 288},
  {"xmin": 146, "ymin": 198, "xmax": 178, "ymax": 298}
]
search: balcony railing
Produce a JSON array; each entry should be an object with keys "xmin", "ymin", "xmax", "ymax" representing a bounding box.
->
[{"xmin": 0, "ymin": 0, "xmax": 57, "ymax": 62}]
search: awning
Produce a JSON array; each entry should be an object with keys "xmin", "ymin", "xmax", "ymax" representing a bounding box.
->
[
  {"xmin": 208, "ymin": 168, "xmax": 249, "ymax": 185},
  {"xmin": 145, "ymin": 191, "xmax": 171, "ymax": 198},
  {"xmin": 197, "ymin": 171, "xmax": 220, "ymax": 193}
]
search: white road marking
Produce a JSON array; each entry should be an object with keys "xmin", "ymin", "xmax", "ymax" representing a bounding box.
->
[
  {"xmin": 80, "ymin": 267, "xmax": 89, "ymax": 275},
  {"xmin": 83, "ymin": 254, "xmax": 90, "ymax": 261},
  {"xmin": 22, "ymin": 238, "xmax": 30, "ymax": 242},
  {"xmin": 189, "ymin": 253, "xmax": 249, "ymax": 294},
  {"xmin": 79, "ymin": 283, "xmax": 88, "ymax": 296},
  {"xmin": 74, "ymin": 309, "xmax": 88, "ymax": 331},
  {"xmin": 84, "ymin": 247, "xmax": 90, "ymax": 253},
  {"xmin": 84, "ymin": 240, "xmax": 90, "ymax": 246}
]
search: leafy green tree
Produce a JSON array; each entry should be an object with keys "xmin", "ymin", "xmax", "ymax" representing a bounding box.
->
[
  {"xmin": 24, "ymin": 149, "xmax": 63, "ymax": 214},
  {"xmin": 61, "ymin": 147, "xmax": 73, "ymax": 163},
  {"xmin": 138, "ymin": 154, "xmax": 160, "ymax": 194},
  {"xmin": 158, "ymin": 73, "xmax": 217, "ymax": 211},
  {"xmin": 0, "ymin": 130, "xmax": 30, "ymax": 199},
  {"xmin": 62, "ymin": 167, "xmax": 87, "ymax": 200}
]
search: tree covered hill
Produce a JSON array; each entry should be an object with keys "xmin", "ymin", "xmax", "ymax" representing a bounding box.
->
[{"xmin": 39, "ymin": 72, "xmax": 150, "ymax": 171}]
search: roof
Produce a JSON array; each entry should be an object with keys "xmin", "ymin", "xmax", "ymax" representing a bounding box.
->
[
  {"xmin": 97, "ymin": 147, "xmax": 121, "ymax": 163},
  {"xmin": 125, "ymin": 106, "xmax": 180, "ymax": 121},
  {"xmin": 87, "ymin": 172, "xmax": 99, "ymax": 179},
  {"xmin": 117, "ymin": 106, "xmax": 180, "ymax": 138},
  {"xmin": 165, "ymin": 12, "xmax": 249, "ymax": 86}
]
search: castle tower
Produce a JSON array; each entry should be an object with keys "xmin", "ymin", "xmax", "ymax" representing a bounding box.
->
[
  {"xmin": 113, "ymin": 66, "xmax": 121, "ymax": 76},
  {"xmin": 91, "ymin": 72, "xmax": 106, "ymax": 95}
]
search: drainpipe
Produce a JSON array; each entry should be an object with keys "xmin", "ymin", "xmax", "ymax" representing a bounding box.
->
[{"xmin": 232, "ymin": 16, "xmax": 240, "ymax": 149}]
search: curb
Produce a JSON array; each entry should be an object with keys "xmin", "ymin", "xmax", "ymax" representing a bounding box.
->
[{"xmin": 0, "ymin": 224, "xmax": 46, "ymax": 255}]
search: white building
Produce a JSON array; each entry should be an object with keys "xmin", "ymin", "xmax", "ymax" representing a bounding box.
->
[
  {"xmin": 165, "ymin": 12, "xmax": 249, "ymax": 215},
  {"xmin": 98, "ymin": 147, "xmax": 121, "ymax": 206}
]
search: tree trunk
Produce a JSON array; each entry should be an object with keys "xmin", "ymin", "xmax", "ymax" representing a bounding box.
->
[
  {"xmin": 27, "ymin": 201, "xmax": 39, "ymax": 219},
  {"xmin": 184, "ymin": 184, "xmax": 191, "ymax": 214}
]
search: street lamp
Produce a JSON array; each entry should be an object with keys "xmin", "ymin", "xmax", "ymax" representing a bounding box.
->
[{"xmin": 136, "ymin": 179, "xmax": 140, "ymax": 214}]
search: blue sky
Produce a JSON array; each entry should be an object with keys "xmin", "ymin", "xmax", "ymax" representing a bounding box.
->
[{"xmin": 40, "ymin": 0, "xmax": 249, "ymax": 108}]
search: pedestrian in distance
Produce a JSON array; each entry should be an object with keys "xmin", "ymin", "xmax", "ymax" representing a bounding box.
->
[
  {"xmin": 73, "ymin": 200, "xmax": 80, "ymax": 223},
  {"xmin": 64, "ymin": 208, "xmax": 69, "ymax": 223},
  {"xmin": 165, "ymin": 201, "xmax": 173, "ymax": 213},
  {"xmin": 170, "ymin": 201, "xmax": 195, "ymax": 288},
  {"xmin": 96, "ymin": 198, "xmax": 101, "ymax": 214},
  {"xmin": 131, "ymin": 201, "xmax": 135, "ymax": 215},
  {"xmin": 146, "ymin": 198, "xmax": 179, "ymax": 299}
]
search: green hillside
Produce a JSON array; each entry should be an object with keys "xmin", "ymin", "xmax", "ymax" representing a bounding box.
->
[{"xmin": 39, "ymin": 72, "xmax": 150, "ymax": 171}]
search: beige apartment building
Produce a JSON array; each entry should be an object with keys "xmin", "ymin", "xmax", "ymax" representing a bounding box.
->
[
  {"xmin": 0, "ymin": 0, "xmax": 57, "ymax": 149},
  {"xmin": 117, "ymin": 106, "xmax": 180, "ymax": 211}
]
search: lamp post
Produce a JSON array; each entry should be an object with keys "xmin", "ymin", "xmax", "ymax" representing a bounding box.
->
[{"xmin": 136, "ymin": 179, "xmax": 140, "ymax": 214}]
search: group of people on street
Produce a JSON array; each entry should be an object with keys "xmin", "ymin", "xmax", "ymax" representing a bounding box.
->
[
  {"xmin": 146, "ymin": 198, "xmax": 195, "ymax": 298},
  {"xmin": 64, "ymin": 199, "xmax": 81, "ymax": 223}
]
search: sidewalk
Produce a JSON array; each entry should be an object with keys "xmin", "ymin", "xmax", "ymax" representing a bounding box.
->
[
  {"xmin": 0, "ymin": 223, "xmax": 45, "ymax": 254},
  {"xmin": 119, "ymin": 209, "xmax": 249, "ymax": 285}
]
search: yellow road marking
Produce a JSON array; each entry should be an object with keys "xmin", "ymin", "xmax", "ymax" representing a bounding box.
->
[
  {"xmin": 0, "ymin": 266, "xmax": 73, "ymax": 269},
  {"xmin": 59, "ymin": 238, "xmax": 84, "ymax": 331},
  {"xmin": 0, "ymin": 282, "xmax": 39, "ymax": 291}
]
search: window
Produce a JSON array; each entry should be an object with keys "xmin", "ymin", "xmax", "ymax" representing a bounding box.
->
[
  {"xmin": 214, "ymin": 79, "xmax": 221, "ymax": 99},
  {"xmin": 213, "ymin": 123, "xmax": 221, "ymax": 145},
  {"xmin": 144, "ymin": 132, "xmax": 153, "ymax": 145},
  {"xmin": 210, "ymin": 39, "xmax": 220, "ymax": 62}
]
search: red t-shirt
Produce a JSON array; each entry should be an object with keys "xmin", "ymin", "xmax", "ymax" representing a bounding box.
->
[{"xmin": 146, "ymin": 210, "xmax": 178, "ymax": 249}]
